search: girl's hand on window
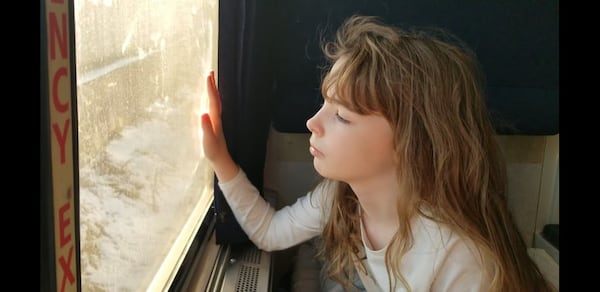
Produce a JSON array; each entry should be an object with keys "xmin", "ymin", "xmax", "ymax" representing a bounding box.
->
[{"xmin": 201, "ymin": 70, "xmax": 239, "ymax": 182}]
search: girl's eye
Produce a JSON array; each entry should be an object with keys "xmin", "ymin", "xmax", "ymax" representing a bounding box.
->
[{"xmin": 335, "ymin": 112, "xmax": 350, "ymax": 124}]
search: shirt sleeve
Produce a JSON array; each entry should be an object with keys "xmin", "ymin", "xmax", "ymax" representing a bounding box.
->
[{"xmin": 218, "ymin": 168, "xmax": 326, "ymax": 251}]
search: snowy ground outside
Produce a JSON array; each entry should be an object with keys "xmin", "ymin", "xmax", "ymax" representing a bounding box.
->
[{"xmin": 78, "ymin": 84, "xmax": 213, "ymax": 292}]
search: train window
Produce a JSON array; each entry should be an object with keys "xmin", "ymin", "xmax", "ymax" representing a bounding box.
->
[{"xmin": 73, "ymin": 0, "xmax": 218, "ymax": 290}]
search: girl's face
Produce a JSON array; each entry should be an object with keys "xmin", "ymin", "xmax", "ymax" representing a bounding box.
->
[{"xmin": 306, "ymin": 84, "xmax": 396, "ymax": 185}]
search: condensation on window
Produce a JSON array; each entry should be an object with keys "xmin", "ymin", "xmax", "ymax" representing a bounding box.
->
[{"xmin": 74, "ymin": 0, "xmax": 218, "ymax": 290}]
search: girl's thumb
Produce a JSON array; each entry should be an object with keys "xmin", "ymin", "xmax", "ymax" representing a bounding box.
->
[{"xmin": 200, "ymin": 113, "xmax": 214, "ymax": 138}]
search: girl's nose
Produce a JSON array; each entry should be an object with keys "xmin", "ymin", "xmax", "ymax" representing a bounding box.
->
[{"xmin": 306, "ymin": 111, "xmax": 322, "ymax": 136}]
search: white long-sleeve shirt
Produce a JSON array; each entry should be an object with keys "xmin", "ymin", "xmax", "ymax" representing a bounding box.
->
[{"xmin": 218, "ymin": 169, "xmax": 490, "ymax": 291}]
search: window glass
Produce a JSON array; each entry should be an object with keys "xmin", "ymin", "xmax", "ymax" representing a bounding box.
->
[{"xmin": 74, "ymin": 0, "xmax": 218, "ymax": 290}]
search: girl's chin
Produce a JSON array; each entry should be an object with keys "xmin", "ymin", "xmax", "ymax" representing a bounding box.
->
[
  {"xmin": 312, "ymin": 160, "xmax": 342, "ymax": 181},
  {"xmin": 312, "ymin": 159, "xmax": 327, "ymax": 177}
]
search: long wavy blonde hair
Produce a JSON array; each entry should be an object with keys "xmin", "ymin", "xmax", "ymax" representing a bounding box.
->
[{"xmin": 316, "ymin": 15, "xmax": 552, "ymax": 291}]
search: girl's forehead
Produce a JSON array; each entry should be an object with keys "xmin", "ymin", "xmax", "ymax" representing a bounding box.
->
[
  {"xmin": 324, "ymin": 95, "xmax": 344, "ymax": 105},
  {"xmin": 324, "ymin": 84, "xmax": 339, "ymax": 101},
  {"xmin": 324, "ymin": 57, "xmax": 361, "ymax": 107},
  {"xmin": 323, "ymin": 85, "xmax": 349, "ymax": 106}
]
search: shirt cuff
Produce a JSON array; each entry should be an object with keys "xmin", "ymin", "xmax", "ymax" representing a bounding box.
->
[{"xmin": 217, "ymin": 167, "xmax": 245, "ymax": 193}]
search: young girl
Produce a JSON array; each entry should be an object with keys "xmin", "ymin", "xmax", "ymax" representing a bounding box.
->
[{"xmin": 201, "ymin": 15, "xmax": 553, "ymax": 292}]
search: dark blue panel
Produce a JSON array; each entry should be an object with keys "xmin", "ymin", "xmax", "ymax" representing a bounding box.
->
[{"xmin": 264, "ymin": 0, "xmax": 559, "ymax": 135}]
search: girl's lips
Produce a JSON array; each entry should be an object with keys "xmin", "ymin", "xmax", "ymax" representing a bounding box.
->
[{"xmin": 309, "ymin": 145, "xmax": 323, "ymax": 157}]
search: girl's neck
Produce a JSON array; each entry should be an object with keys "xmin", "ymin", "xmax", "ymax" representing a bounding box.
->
[
  {"xmin": 349, "ymin": 171, "xmax": 402, "ymax": 249},
  {"xmin": 358, "ymin": 199, "xmax": 400, "ymax": 250},
  {"xmin": 349, "ymin": 171, "xmax": 401, "ymax": 222}
]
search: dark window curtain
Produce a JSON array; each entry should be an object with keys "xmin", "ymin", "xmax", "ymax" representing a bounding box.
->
[{"xmin": 214, "ymin": 0, "xmax": 272, "ymax": 245}]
